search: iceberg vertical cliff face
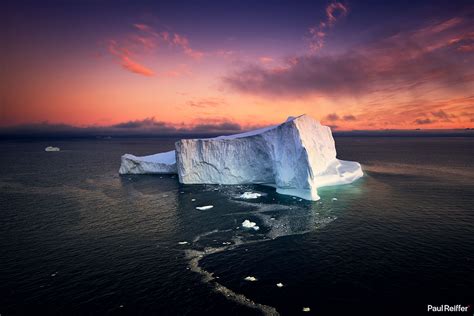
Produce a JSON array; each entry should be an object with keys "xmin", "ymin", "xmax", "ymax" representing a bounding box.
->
[{"xmin": 119, "ymin": 115, "xmax": 363, "ymax": 200}]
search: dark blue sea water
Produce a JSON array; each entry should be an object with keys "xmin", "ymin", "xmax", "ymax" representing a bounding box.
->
[{"xmin": 1, "ymin": 137, "xmax": 473, "ymax": 315}]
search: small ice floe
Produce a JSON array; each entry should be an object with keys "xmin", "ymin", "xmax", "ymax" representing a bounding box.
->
[
  {"xmin": 292, "ymin": 197, "xmax": 296, "ymax": 199},
  {"xmin": 196, "ymin": 205, "xmax": 214, "ymax": 210},
  {"xmin": 298, "ymin": 199, "xmax": 302, "ymax": 202},
  {"xmin": 119, "ymin": 305, "xmax": 124, "ymax": 308},
  {"xmin": 222, "ymin": 242, "xmax": 232, "ymax": 245},
  {"xmin": 45, "ymin": 146, "xmax": 60, "ymax": 152},
  {"xmin": 276, "ymin": 282, "xmax": 284, "ymax": 288},
  {"xmin": 180, "ymin": 191, "xmax": 184, "ymax": 194},
  {"xmin": 178, "ymin": 241, "xmax": 188, "ymax": 245},
  {"xmin": 332, "ymin": 197, "xmax": 338, "ymax": 201},
  {"xmin": 244, "ymin": 276, "xmax": 257, "ymax": 282},
  {"xmin": 242, "ymin": 220, "xmax": 259, "ymax": 231},
  {"xmin": 239, "ymin": 192, "xmax": 262, "ymax": 199},
  {"xmin": 191, "ymin": 198, "xmax": 196, "ymax": 202},
  {"xmin": 51, "ymin": 272, "xmax": 57, "ymax": 277},
  {"xmin": 302, "ymin": 307, "xmax": 311, "ymax": 312}
]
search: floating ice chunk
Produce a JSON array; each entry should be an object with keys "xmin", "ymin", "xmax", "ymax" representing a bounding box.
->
[
  {"xmin": 196, "ymin": 205, "xmax": 214, "ymax": 210},
  {"xmin": 332, "ymin": 197, "xmax": 338, "ymax": 201},
  {"xmin": 178, "ymin": 241, "xmax": 188, "ymax": 245},
  {"xmin": 240, "ymin": 192, "xmax": 262, "ymax": 199},
  {"xmin": 302, "ymin": 307, "xmax": 311, "ymax": 312},
  {"xmin": 191, "ymin": 198, "xmax": 196, "ymax": 202},
  {"xmin": 242, "ymin": 220, "xmax": 260, "ymax": 230},
  {"xmin": 276, "ymin": 283, "xmax": 284, "ymax": 288},
  {"xmin": 244, "ymin": 276, "xmax": 258, "ymax": 282},
  {"xmin": 45, "ymin": 146, "xmax": 60, "ymax": 152}
]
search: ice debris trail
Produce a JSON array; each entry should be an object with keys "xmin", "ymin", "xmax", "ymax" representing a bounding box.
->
[
  {"xmin": 184, "ymin": 229, "xmax": 279, "ymax": 316},
  {"xmin": 180, "ymin": 193, "xmax": 339, "ymax": 315},
  {"xmin": 119, "ymin": 114, "xmax": 363, "ymax": 201}
]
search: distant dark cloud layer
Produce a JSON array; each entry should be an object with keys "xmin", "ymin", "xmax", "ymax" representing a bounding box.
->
[{"xmin": 0, "ymin": 117, "xmax": 245, "ymax": 137}]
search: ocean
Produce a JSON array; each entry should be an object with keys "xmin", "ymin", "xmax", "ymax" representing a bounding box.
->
[{"xmin": 1, "ymin": 137, "xmax": 473, "ymax": 315}]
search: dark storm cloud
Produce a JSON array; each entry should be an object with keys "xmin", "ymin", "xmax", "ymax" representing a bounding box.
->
[
  {"xmin": 414, "ymin": 118, "xmax": 435, "ymax": 125},
  {"xmin": 112, "ymin": 117, "xmax": 171, "ymax": 129},
  {"xmin": 325, "ymin": 113, "xmax": 340, "ymax": 121},
  {"xmin": 324, "ymin": 113, "xmax": 357, "ymax": 122},
  {"xmin": 192, "ymin": 122, "xmax": 242, "ymax": 132},
  {"xmin": 342, "ymin": 114, "xmax": 357, "ymax": 121},
  {"xmin": 430, "ymin": 110, "xmax": 457, "ymax": 122}
]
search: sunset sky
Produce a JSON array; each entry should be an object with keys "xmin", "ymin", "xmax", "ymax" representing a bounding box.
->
[{"xmin": 2, "ymin": 0, "xmax": 474, "ymax": 134}]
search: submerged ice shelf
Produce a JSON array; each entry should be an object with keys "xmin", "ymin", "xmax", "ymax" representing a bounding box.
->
[{"xmin": 119, "ymin": 114, "xmax": 363, "ymax": 200}]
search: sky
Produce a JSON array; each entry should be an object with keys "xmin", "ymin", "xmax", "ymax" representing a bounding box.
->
[{"xmin": 1, "ymin": 0, "xmax": 473, "ymax": 135}]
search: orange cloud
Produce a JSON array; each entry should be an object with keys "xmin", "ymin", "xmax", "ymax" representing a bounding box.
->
[
  {"xmin": 120, "ymin": 56, "xmax": 154, "ymax": 77},
  {"xmin": 108, "ymin": 40, "xmax": 155, "ymax": 77}
]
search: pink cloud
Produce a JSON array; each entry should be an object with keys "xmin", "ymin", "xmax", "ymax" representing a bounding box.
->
[
  {"xmin": 108, "ymin": 40, "xmax": 155, "ymax": 77},
  {"xmin": 172, "ymin": 33, "xmax": 204, "ymax": 60},
  {"xmin": 326, "ymin": 2, "xmax": 348, "ymax": 26},
  {"xmin": 105, "ymin": 22, "xmax": 207, "ymax": 76},
  {"xmin": 120, "ymin": 56, "xmax": 154, "ymax": 77},
  {"xmin": 308, "ymin": 2, "xmax": 349, "ymax": 53},
  {"xmin": 259, "ymin": 56, "xmax": 274, "ymax": 64}
]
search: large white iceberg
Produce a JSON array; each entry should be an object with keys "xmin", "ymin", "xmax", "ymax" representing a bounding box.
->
[{"xmin": 119, "ymin": 115, "xmax": 363, "ymax": 200}]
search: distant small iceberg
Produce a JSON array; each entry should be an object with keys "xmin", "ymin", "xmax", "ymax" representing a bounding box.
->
[{"xmin": 45, "ymin": 146, "xmax": 60, "ymax": 152}]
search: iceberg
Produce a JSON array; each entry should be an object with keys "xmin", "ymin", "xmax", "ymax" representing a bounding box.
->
[
  {"xmin": 119, "ymin": 150, "xmax": 177, "ymax": 174},
  {"xmin": 119, "ymin": 114, "xmax": 363, "ymax": 201},
  {"xmin": 45, "ymin": 146, "xmax": 60, "ymax": 152}
]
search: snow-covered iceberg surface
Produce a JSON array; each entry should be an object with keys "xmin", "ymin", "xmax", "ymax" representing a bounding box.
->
[{"xmin": 119, "ymin": 114, "xmax": 363, "ymax": 200}]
